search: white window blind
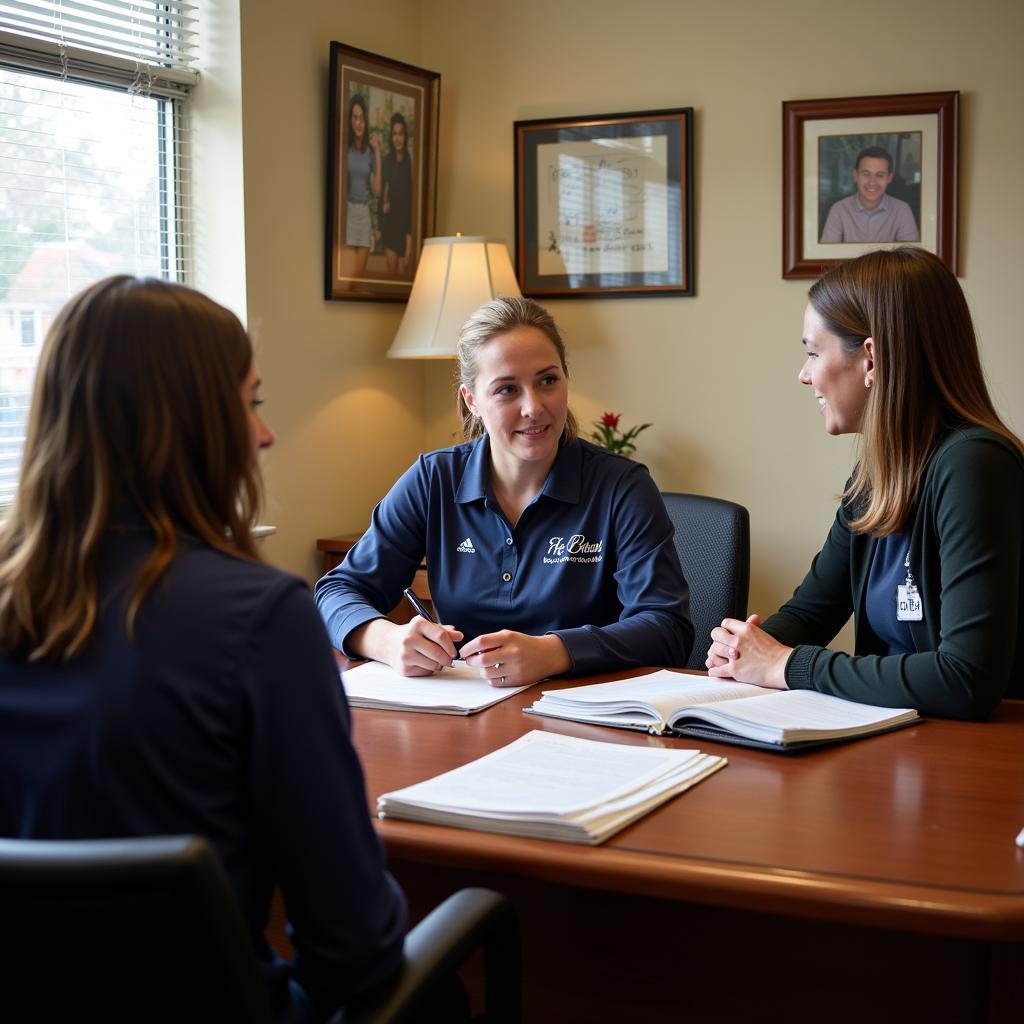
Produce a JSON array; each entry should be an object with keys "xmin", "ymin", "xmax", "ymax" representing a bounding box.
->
[
  {"xmin": 0, "ymin": 1, "xmax": 197, "ymax": 84},
  {"xmin": 0, "ymin": 1, "xmax": 197, "ymax": 504}
]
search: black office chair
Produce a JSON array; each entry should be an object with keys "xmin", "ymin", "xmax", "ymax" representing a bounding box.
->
[
  {"xmin": 660, "ymin": 492, "xmax": 750, "ymax": 670},
  {"xmin": 0, "ymin": 834, "xmax": 519, "ymax": 1023}
]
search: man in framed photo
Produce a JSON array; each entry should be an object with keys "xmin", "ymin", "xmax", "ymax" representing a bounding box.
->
[{"xmin": 820, "ymin": 146, "xmax": 919, "ymax": 243}]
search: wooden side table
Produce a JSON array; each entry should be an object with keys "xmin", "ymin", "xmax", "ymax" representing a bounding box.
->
[{"xmin": 315, "ymin": 533, "xmax": 432, "ymax": 622}]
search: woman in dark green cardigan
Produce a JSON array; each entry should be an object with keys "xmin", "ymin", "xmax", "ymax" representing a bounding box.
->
[{"xmin": 706, "ymin": 248, "xmax": 1024, "ymax": 720}]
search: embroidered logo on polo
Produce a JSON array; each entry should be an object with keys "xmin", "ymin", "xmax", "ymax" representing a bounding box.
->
[
  {"xmin": 456, "ymin": 537, "xmax": 477, "ymax": 554},
  {"xmin": 543, "ymin": 534, "xmax": 604, "ymax": 565}
]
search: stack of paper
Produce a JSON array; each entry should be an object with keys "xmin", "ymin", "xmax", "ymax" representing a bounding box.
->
[
  {"xmin": 377, "ymin": 730, "xmax": 726, "ymax": 845},
  {"xmin": 341, "ymin": 660, "xmax": 532, "ymax": 715}
]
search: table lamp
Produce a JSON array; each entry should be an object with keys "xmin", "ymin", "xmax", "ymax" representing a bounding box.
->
[{"xmin": 386, "ymin": 235, "xmax": 521, "ymax": 359}]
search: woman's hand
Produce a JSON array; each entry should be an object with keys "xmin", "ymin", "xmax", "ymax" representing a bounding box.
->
[
  {"xmin": 460, "ymin": 631, "xmax": 571, "ymax": 688},
  {"xmin": 350, "ymin": 616, "xmax": 463, "ymax": 676},
  {"xmin": 705, "ymin": 613, "xmax": 792, "ymax": 689},
  {"xmin": 705, "ymin": 612, "xmax": 759, "ymax": 672}
]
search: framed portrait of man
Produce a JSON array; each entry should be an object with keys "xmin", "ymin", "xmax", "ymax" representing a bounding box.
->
[
  {"xmin": 325, "ymin": 43, "xmax": 440, "ymax": 301},
  {"xmin": 782, "ymin": 92, "xmax": 959, "ymax": 279}
]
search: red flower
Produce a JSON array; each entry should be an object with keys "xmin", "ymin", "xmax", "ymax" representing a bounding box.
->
[{"xmin": 600, "ymin": 412, "xmax": 620, "ymax": 428}]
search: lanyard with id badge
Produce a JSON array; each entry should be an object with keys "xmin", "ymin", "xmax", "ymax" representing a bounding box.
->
[{"xmin": 897, "ymin": 549, "xmax": 923, "ymax": 621}]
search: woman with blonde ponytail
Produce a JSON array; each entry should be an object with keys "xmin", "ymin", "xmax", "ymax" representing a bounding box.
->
[
  {"xmin": 706, "ymin": 248, "xmax": 1024, "ymax": 720},
  {"xmin": 0, "ymin": 277, "xmax": 406, "ymax": 1021},
  {"xmin": 316, "ymin": 296, "xmax": 692, "ymax": 687}
]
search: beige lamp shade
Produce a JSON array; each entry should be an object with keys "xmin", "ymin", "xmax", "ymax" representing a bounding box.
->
[{"xmin": 386, "ymin": 236, "xmax": 522, "ymax": 359}]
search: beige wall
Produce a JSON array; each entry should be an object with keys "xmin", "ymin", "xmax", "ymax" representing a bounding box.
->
[
  {"xmin": 420, "ymin": 0, "xmax": 1024, "ymax": 631},
  {"xmin": 236, "ymin": 0, "xmax": 429, "ymax": 578},
  {"xmin": 236, "ymin": 0, "xmax": 1023, "ymax": 644}
]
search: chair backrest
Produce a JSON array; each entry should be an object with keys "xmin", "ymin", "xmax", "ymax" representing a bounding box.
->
[
  {"xmin": 660, "ymin": 492, "xmax": 750, "ymax": 670},
  {"xmin": 0, "ymin": 834, "xmax": 275, "ymax": 1024}
]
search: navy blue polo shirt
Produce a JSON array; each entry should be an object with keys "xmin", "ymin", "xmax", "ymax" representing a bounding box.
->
[{"xmin": 314, "ymin": 438, "xmax": 693, "ymax": 674}]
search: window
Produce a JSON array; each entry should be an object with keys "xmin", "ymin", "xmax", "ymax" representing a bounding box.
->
[
  {"xmin": 19, "ymin": 311, "xmax": 36, "ymax": 346},
  {"xmin": 0, "ymin": 2, "xmax": 197, "ymax": 504}
]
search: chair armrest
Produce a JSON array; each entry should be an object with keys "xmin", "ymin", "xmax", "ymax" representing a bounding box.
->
[{"xmin": 344, "ymin": 887, "xmax": 519, "ymax": 1024}]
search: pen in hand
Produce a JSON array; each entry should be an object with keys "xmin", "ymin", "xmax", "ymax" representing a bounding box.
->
[
  {"xmin": 403, "ymin": 587, "xmax": 461, "ymax": 671},
  {"xmin": 403, "ymin": 587, "xmax": 436, "ymax": 624}
]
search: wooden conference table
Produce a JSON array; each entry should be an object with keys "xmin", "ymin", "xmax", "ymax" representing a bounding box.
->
[{"xmin": 344, "ymin": 664, "xmax": 1024, "ymax": 1023}]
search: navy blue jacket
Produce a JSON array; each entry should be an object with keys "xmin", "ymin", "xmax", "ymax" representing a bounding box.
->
[
  {"xmin": 315, "ymin": 438, "xmax": 693, "ymax": 673},
  {"xmin": 0, "ymin": 523, "xmax": 406, "ymax": 1018}
]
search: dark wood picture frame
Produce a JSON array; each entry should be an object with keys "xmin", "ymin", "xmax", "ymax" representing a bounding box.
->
[
  {"xmin": 782, "ymin": 91, "xmax": 959, "ymax": 279},
  {"xmin": 514, "ymin": 108, "xmax": 694, "ymax": 298},
  {"xmin": 325, "ymin": 42, "xmax": 440, "ymax": 301}
]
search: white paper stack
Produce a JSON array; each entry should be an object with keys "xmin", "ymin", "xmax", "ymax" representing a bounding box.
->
[
  {"xmin": 341, "ymin": 660, "xmax": 532, "ymax": 715},
  {"xmin": 377, "ymin": 730, "xmax": 727, "ymax": 845}
]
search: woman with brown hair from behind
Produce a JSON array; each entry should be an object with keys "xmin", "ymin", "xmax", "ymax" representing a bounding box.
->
[{"xmin": 0, "ymin": 276, "xmax": 406, "ymax": 1021}]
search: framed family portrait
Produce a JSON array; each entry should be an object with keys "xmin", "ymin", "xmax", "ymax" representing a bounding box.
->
[
  {"xmin": 514, "ymin": 108, "xmax": 694, "ymax": 298},
  {"xmin": 325, "ymin": 42, "xmax": 440, "ymax": 301},
  {"xmin": 782, "ymin": 91, "xmax": 959, "ymax": 279}
]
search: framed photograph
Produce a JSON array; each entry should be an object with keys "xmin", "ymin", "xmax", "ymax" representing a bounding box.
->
[
  {"xmin": 783, "ymin": 91, "xmax": 959, "ymax": 279},
  {"xmin": 325, "ymin": 42, "xmax": 440, "ymax": 301},
  {"xmin": 514, "ymin": 108, "xmax": 693, "ymax": 298}
]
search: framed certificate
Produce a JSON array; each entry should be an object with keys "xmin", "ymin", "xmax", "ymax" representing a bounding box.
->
[{"xmin": 514, "ymin": 108, "xmax": 694, "ymax": 298}]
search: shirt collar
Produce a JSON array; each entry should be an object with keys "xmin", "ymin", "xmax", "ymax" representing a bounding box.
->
[
  {"xmin": 854, "ymin": 193, "xmax": 892, "ymax": 215},
  {"xmin": 453, "ymin": 435, "xmax": 584, "ymax": 505},
  {"xmin": 539, "ymin": 438, "xmax": 583, "ymax": 504},
  {"xmin": 454, "ymin": 437, "xmax": 492, "ymax": 504}
]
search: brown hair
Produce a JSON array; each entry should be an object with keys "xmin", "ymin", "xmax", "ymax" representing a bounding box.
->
[
  {"xmin": 855, "ymin": 146, "xmax": 893, "ymax": 173},
  {"xmin": 808, "ymin": 247, "xmax": 1023, "ymax": 535},
  {"xmin": 0, "ymin": 276, "xmax": 263, "ymax": 661},
  {"xmin": 348, "ymin": 92, "xmax": 368, "ymax": 153},
  {"xmin": 455, "ymin": 296, "xmax": 578, "ymax": 444}
]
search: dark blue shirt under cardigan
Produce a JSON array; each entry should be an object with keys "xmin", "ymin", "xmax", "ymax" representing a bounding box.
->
[
  {"xmin": 864, "ymin": 531, "xmax": 916, "ymax": 655},
  {"xmin": 314, "ymin": 438, "xmax": 693, "ymax": 672},
  {"xmin": 0, "ymin": 523, "xmax": 406, "ymax": 1020}
]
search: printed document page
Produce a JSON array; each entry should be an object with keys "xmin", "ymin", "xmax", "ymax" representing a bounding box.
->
[
  {"xmin": 382, "ymin": 730, "xmax": 710, "ymax": 815},
  {"xmin": 341, "ymin": 659, "xmax": 532, "ymax": 712},
  {"xmin": 684, "ymin": 688, "xmax": 916, "ymax": 731},
  {"xmin": 540, "ymin": 669, "xmax": 765, "ymax": 718}
]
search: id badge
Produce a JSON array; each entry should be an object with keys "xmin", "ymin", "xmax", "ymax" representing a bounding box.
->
[{"xmin": 897, "ymin": 584, "xmax": 923, "ymax": 621}]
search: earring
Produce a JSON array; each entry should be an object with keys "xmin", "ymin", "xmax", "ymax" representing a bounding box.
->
[{"xmin": 865, "ymin": 377, "xmax": 873, "ymax": 389}]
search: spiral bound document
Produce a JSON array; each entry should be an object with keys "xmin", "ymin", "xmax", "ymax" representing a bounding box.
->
[{"xmin": 525, "ymin": 670, "xmax": 919, "ymax": 752}]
